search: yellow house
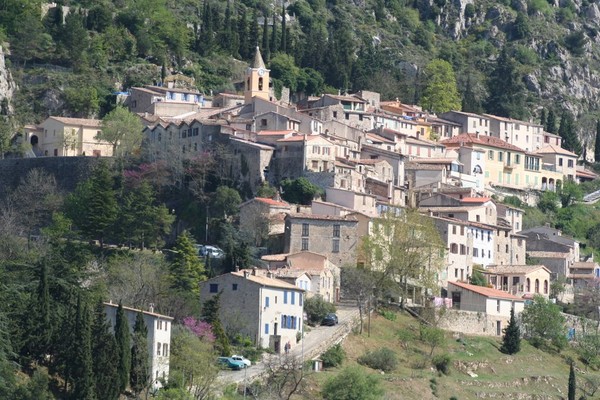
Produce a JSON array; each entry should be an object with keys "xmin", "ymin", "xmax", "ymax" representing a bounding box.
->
[
  {"xmin": 441, "ymin": 133, "xmax": 563, "ymax": 192},
  {"xmin": 26, "ymin": 116, "xmax": 113, "ymax": 157}
]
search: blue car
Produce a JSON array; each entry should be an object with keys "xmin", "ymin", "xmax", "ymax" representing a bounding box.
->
[{"xmin": 218, "ymin": 356, "xmax": 246, "ymax": 370}]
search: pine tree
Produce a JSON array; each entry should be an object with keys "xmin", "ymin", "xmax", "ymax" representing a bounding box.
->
[
  {"xmin": 115, "ymin": 302, "xmax": 131, "ymax": 394},
  {"xmin": 72, "ymin": 296, "xmax": 94, "ymax": 400},
  {"xmin": 169, "ymin": 231, "xmax": 205, "ymax": 293},
  {"xmin": 500, "ymin": 308, "xmax": 521, "ymax": 355},
  {"xmin": 461, "ymin": 73, "xmax": 482, "ymax": 114},
  {"xmin": 485, "ymin": 47, "xmax": 526, "ymax": 119},
  {"xmin": 130, "ymin": 312, "xmax": 149, "ymax": 396},
  {"xmin": 568, "ymin": 361, "xmax": 576, "ymax": 400},
  {"xmin": 594, "ymin": 120, "xmax": 600, "ymax": 162},
  {"xmin": 546, "ymin": 109, "xmax": 557, "ymax": 133},
  {"xmin": 91, "ymin": 302, "xmax": 119, "ymax": 400}
]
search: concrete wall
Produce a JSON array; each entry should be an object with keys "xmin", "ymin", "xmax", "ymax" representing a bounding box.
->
[{"xmin": 0, "ymin": 157, "xmax": 110, "ymax": 199}]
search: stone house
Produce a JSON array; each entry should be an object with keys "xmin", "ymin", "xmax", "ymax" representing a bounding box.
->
[
  {"xmin": 271, "ymin": 134, "xmax": 335, "ymax": 181},
  {"xmin": 104, "ymin": 302, "xmax": 172, "ymax": 389},
  {"xmin": 483, "ymin": 265, "xmax": 551, "ymax": 298},
  {"xmin": 126, "ymin": 85, "xmax": 206, "ymax": 117},
  {"xmin": 228, "ymin": 137, "xmax": 274, "ymax": 193},
  {"xmin": 254, "ymin": 111, "xmax": 301, "ymax": 132},
  {"xmin": 199, "ymin": 270, "xmax": 304, "ymax": 354},
  {"xmin": 325, "ymin": 187, "xmax": 378, "ymax": 217},
  {"xmin": 283, "ymin": 213, "xmax": 358, "ymax": 268},
  {"xmin": 533, "ymin": 144, "xmax": 578, "ymax": 182},
  {"xmin": 431, "ymin": 216, "xmax": 473, "ymax": 285},
  {"xmin": 26, "ymin": 117, "xmax": 113, "ymax": 157},
  {"xmin": 569, "ymin": 261, "xmax": 600, "ymax": 289},
  {"xmin": 446, "ymin": 281, "xmax": 526, "ymax": 336},
  {"xmin": 440, "ymin": 111, "xmax": 492, "ymax": 136},
  {"xmin": 239, "ymin": 197, "xmax": 291, "ymax": 246}
]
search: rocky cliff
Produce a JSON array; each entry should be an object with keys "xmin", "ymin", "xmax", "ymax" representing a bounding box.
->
[{"xmin": 0, "ymin": 45, "xmax": 15, "ymax": 114}]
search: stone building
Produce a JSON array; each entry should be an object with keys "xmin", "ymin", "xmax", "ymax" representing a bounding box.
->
[{"xmin": 283, "ymin": 213, "xmax": 359, "ymax": 268}]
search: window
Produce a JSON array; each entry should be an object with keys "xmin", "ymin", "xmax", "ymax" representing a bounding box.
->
[
  {"xmin": 450, "ymin": 243, "xmax": 458, "ymax": 254},
  {"xmin": 158, "ymin": 132, "xmax": 161, "ymax": 142},
  {"xmin": 232, "ymin": 283, "xmax": 238, "ymax": 291},
  {"xmin": 333, "ymin": 224, "xmax": 340, "ymax": 237},
  {"xmin": 498, "ymin": 152, "xmax": 503, "ymax": 162},
  {"xmin": 54, "ymin": 149, "xmax": 58, "ymax": 156},
  {"xmin": 496, "ymin": 300, "xmax": 500, "ymax": 312},
  {"xmin": 301, "ymin": 238, "xmax": 309, "ymax": 251},
  {"xmin": 163, "ymin": 344, "xmax": 169, "ymax": 357},
  {"xmin": 333, "ymin": 111, "xmax": 337, "ymax": 118},
  {"xmin": 157, "ymin": 320, "xmax": 163, "ymax": 330},
  {"xmin": 261, "ymin": 119, "xmax": 267, "ymax": 126},
  {"xmin": 505, "ymin": 244, "xmax": 509, "ymax": 253},
  {"xmin": 291, "ymin": 292, "xmax": 295, "ymax": 305},
  {"xmin": 265, "ymin": 297, "xmax": 270, "ymax": 307},
  {"xmin": 515, "ymin": 154, "xmax": 520, "ymax": 164},
  {"xmin": 165, "ymin": 321, "xmax": 168, "ymax": 331},
  {"xmin": 544, "ymin": 280, "xmax": 548, "ymax": 294},
  {"xmin": 559, "ymin": 158, "xmax": 563, "ymax": 167},
  {"xmin": 476, "ymin": 215, "xmax": 480, "ymax": 222},
  {"xmin": 452, "ymin": 225, "xmax": 456, "ymax": 234},
  {"xmin": 284, "ymin": 291, "xmax": 288, "ymax": 304},
  {"xmin": 157, "ymin": 343, "xmax": 161, "ymax": 356},
  {"xmin": 535, "ymin": 279, "xmax": 540, "ymax": 293},
  {"xmin": 345, "ymin": 113, "xmax": 349, "ymax": 120},
  {"xmin": 265, "ymin": 324, "xmax": 269, "ymax": 335},
  {"xmin": 302, "ymin": 223, "xmax": 309, "ymax": 237},
  {"xmin": 299, "ymin": 293, "xmax": 303, "ymax": 306},
  {"xmin": 182, "ymin": 130, "xmax": 187, "ymax": 138},
  {"xmin": 488, "ymin": 150, "xmax": 494, "ymax": 160},
  {"xmin": 473, "ymin": 248, "xmax": 479, "ymax": 257},
  {"xmin": 332, "ymin": 239, "xmax": 340, "ymax": 253},
  {"xmin": 460, "ymin": 245, "xmax": 466, "ymax": 255},
  {"xmin": 359, "ymin": 114, "xmax": 363, "ymax": 121},
  {"xmin": 568, "ymin": 159, "xmax": 574, "ymax": 168},
  {"xmin": 209, "ymin": 284, "xmax": 218, "ymax": 293}
]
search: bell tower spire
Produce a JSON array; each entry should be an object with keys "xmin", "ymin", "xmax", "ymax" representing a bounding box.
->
[{"xmin": 244, "ymin": 47, "xmax": 270, "ymax": 104}]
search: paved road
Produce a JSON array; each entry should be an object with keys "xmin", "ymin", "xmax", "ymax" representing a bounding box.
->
[{"xmin": 218, "ymin": 305, "xmax": 359, "ymax": 385}]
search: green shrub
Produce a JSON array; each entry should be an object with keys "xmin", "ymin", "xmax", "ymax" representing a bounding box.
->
[
  {"xmin": 397, "ymin": 328, "xmax": 415, "ymax": 349},
  {"xmin": 380, "ymin": 309, "xmax": 397, "ymax": 321},
  {"xmin": 432, "ymin": 354, "xmax": 451, "ymax": 375},
  {"xmin": 321, "ymin": 344, "xmax": 346, "ymax": 368},
  {"xmin": 322, "ymin": 366, "xmax": 383, "ymax": 400},
  {"xmin": 241, "ymin": 347, "xmax": 264, "ymax": 363},
  {"xmin": 357, "ymin": 347, "xmax": 398, "ymax": 372},
  {"xmin": 304, "ymin": 296, "xmax": 336, "ymax": 326}
]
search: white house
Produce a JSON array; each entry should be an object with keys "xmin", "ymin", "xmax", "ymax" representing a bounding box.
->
[
  {"xmin": 199, "ymin": 270, "xmax": 304, "ymax": 354},
  {"xmin": 104, "ymin": 302, "xmax": 173, "ymax": 388}
]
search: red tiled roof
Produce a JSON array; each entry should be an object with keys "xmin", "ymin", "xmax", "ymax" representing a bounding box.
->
[
  {"xmin": 257, "ymin": 130, "xmax": 295, "ymax": 136},
  {"xmin": 277, "ymin": 135, "xmax": 324, "ymax": 142},
  {"xmin": 449, "ymin": 281, "xmax": 522, "ymax": 300},
  {"xmin": 48, "ymin": 116, "xmax": 102, "ymax": 127},
  {"xmin": 255, "ymin": 197, "xmax": 289, "ymax": 207},
  {"xmin": 286, "ymin": 213, "xmax": 358, "ymax": 222},
  {"xmin": 440, "ymin": 133, "xmax": 525, "ymax": 152},
  {"xmin": 366, "ymin": 132, "xmax": 395, "ymax": 144},
  {"xmin": 461, "ymin": 197, "xmax": 491, "ymax": 203},
  {"xmin": 533, "ymin": 144, "xmax": 577, "ymax": 157}
]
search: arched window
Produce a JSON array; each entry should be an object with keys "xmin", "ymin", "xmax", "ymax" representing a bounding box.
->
[
  {"xmin": 258, "ymin": 77, "xmax": 263, "ymax": 90},
  {"xmin": 526, "ymin": 278, "xmax": 531, "ymax": 292},
  {"xmin": 544, "ymin": 280, "xmax": 548, "ymax": 294},
  {"xmin": 535, "ymin": 279, "xmax": 540, "ymax": 293},
  {"xmin": 246, "ymin": 78, "xmax": 250, "ymax": 90}
]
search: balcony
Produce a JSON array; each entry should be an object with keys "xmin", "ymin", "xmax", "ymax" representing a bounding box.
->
[{"xmin": 503, "ymin": 162, "xmax": 515, "ymax": 170}]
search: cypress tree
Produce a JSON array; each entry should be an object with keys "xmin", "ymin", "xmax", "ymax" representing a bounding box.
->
[
  {"xmin": 115, "ymin": 302, "xmax": 131, "ymax": 394},
  {"xmin": 546, "ymin": 109, "xmax": 557, "ymax": 133},
  {"xmin": 248, "ymin": 9, "xmax": 259, "ymax": 58},
  {"xmin": 237, "ymin": 13, "xmax": 248, "ymax": 59},
  {"xmin": 280, "ymin": 4, "xmax": 287, "ymax": 53},
  {"xmin": 485, "ymin": 47, "xmax": 526, "ymax": 119},
  {"xmin": 72, "ymin": 296, "xmax": 94, "ymax": 400},
  {"xmin": 130, "ymin": 312, "xmax": 149, "ymax": 396},
  {"xmin": 202, "ymin": 292, "xmax": 231, "ymax": 356},
  {"xmin": 559, "ymin": 111, "xmax": 582, "ymax": 154},
  {"xmin": 500, "ymin": 308, "xmax": 521, "ymax": 355},
  {"xmin": 91, "ymin": 302, "xmax": 119, "ymax": 400},
  {"xmin": 568, "ymin": 361, "xmax": 576, "ymax": 400},
  {"xmin": 262, "ymin": 11, "xmax": 270, "ymax": 61},
  {"xmin": 24, "ymin": 262, "xmax": 51, "ymax": 363},
  {"xmin": 594, "ymin": 120, "xmax": 600, "ymax": 162},
  {"xmin": 540, "ymin": 108, "xmax": 547, "ymax": 129},
  {"xmin": 271, "ymin": 9, "xmax": 278, "ymax": 54}
]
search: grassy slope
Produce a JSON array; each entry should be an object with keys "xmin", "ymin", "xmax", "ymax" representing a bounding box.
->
[{"xmin": 304, "ymin": 310, "xmax": 587, "ymax": 400}]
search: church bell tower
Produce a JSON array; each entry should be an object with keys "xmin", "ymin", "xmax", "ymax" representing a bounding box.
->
[{"xmin": 244, "ymin": 46, "xmax": 270, "ymax": 104}]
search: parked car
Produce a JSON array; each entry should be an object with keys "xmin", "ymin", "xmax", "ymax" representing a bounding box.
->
[
  {"xmin": 231, "ymin": 354, "xmax": 252, "ymax": 367},
  {"xmin": 217, "ymin": 356, "xmax": 246, "ymax": 370},
  {"xmin": 321, "ymin": 313, "xmax": 339, "ymax": 326},
  {"xmin": 197, "ymin": 245, "xmax": 225, "ymax": 259}
]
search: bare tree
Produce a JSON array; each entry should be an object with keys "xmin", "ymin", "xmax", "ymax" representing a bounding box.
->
[
  {"xmin": 248, "ymin": 355, "xmax": 309, "ymax": 400},
  {"xmin": 341, "ymin": 266, "xmax": 375, "ymax": 334}
]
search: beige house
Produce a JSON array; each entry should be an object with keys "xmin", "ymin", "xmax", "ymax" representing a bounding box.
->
[
  {"xmin": 199, "ymin": 270, "xmax": 304, "ymax": 354},
  {"xmin": 126, "ymin": 85, "xmax": 206, "ymax": 117},
  {"xmin": 26, "ymin": 117, "xmax": 113, "ymax": 157},
  {"xmin": 283, "ymin": 213, "xmax": 359, "ymax": 268},
  {"xmin": 533, "ymin": 144, "xmax": 578, "ymax": 182},
  {"xmin": 484, "ymin": 265, "xmax": 551, "ymax": 298},
  {"xmin": 445, "ymin": 281, "xmax": 526, "ymax": 336}
]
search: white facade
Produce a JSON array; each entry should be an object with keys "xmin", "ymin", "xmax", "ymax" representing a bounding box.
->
[
  {"xmin": 104, "ymin": 303, "xmax": 172, "ymax": 388},
  {"xmin": 469, "ymin": 224, "xmax": 495, "ymax": 268}
]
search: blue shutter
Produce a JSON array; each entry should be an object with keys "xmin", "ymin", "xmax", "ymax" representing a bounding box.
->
[
  {"xmin": 291, "ymin": 292, "xmax": 295, "ymax": 305},
  {"xmin": 265, "ymin": 297, "xmax": 270, "ymax": 307},
  {"xmin": 299, "ymin": 293, "xmax": 303, "ymax": 306},
  {"xmin": 265, "ymin": 323, "xmax": 269, "ymax": 334},
  {"xmin": 284, "ymin": 291, "xmax": 288, "ymax": 304}
]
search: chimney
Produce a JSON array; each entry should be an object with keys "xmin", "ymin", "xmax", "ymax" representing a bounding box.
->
[
  {"xmin": 149, "ymin": 303, "xmax": 154, "ymax": 313},
  {"xmin": 235, "ymin": 265, "xmax": 240, "ymax": 272},
  {"xmin": 267, "ymin": 271, "xmax": 274, "ymax": 279},
  {"xmin": 243, "ymin": 270, "xmax": 250, "ymax": 278}
]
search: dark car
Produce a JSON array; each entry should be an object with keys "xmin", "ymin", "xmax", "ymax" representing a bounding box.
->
[
  {"xmin": 217, "ymin": 356, "xmax": 246, "ymax": 370},
  {"xmin": 321, "ymin": 313, "xmax": 338, "ymax": 326}
]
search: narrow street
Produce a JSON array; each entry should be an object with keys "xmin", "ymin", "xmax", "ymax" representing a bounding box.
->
[{"xmin": 218, "ymin": 305, "xmax": 359, "ymax": 385}]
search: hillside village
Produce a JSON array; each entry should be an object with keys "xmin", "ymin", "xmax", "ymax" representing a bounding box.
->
[{"xmin": 6, "ymin": 43, "xmax": 600, "ymax": 397}]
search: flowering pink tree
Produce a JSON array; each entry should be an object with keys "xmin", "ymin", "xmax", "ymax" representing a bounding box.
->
[{"xmin": 182, "ymin": 316, "xmax": 215, "ymax": 342}]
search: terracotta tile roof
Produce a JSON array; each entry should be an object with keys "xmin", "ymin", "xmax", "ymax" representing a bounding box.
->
[
  {"xmin": 406, "ymin": 162, "xmax": 446, "ymax": 171},
  {"xmin": 276, "ymin": 135, "xmax": 324, "ymax": 142},
  {"xmin": 461, "ymin": 197, "xmax": 491, "ymax": 203},
  {"xmin": 406, "ymin": 136, "xmax": 443, "ymax": 146},
  {"xmin": 410, "ymin": 157, "xmax": 459, "ymax": 164},
  {"xmin": 527, "ymin": 251, "xmax": 570, "ymax": 259},
  {"xmin": 286, "ymin": 213, "xmax": 358, "ymax": 222},
  {"xmin": 275, "ymin": 269, "xmax": 309, "ymax": 279},
  {"xmin": 533, "ymin": 144, "xmax": 577, "ymax": 157},
  {"xmin": 440, "ymin": 133, "xmax": 525, "ymax": 153},
  {"xmin": 326, "ymin": 94, "xmax": 366, "ymax": 103},
  {"xmin": 104, "ymin": 302, "xmax": 173, "ymax": 320},
  {"xmin": 577, "ymin": 168, "xmax": 598, "ymax": 178},
  {"xmin": 261, "ymin": 253, "xmax": 289, "ymax": 262},
  {"xmin": 448, "ymin": 281, "xmax": 523, "ymax": 301},
  {"xmin": 257, "ymin": 130, "xmax": 295, "ymax": 135},
  {"xmin": 231, "ymin": 271, "xmax": 302, "ymax": 290},
  {"xmin": 572, "ymin": 262, "xmax": 598, "ymax": 270},
  {"xmin": 48, "ymin": 116, "xmax": 102, "ymax": 128},
  {"xmin": 366, "ymin": 133, "xmax": 395, "ymax": 144},
  {"xmin": 484, "ymin": 265, "xmax": 549, "ymax": 275},
  {"xmin": 483, "ymin": 113, "xmax": 543, "ymax": 128},
  {"xmin": 254, "ymin": 197, "xmax": 289, "ymax": 207}
]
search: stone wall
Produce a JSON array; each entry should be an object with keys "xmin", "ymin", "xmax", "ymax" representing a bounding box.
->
[
  {"xmin": 437, "ymin": 309, "xmax": 509, "ymax": 337},
  {"xmin": 0, "ymin": 156, "xmax": 110, "ymax": 198}
]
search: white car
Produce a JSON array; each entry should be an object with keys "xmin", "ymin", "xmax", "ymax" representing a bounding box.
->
[{"xmin": 230, "ymin": 355, "xmax": 251, "ymax": 367}]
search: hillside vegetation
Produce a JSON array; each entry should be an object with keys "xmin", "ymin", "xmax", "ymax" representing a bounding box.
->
[{"xmin": 305, "ymin": 310, "xmax": 593, "ymax": 400}]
